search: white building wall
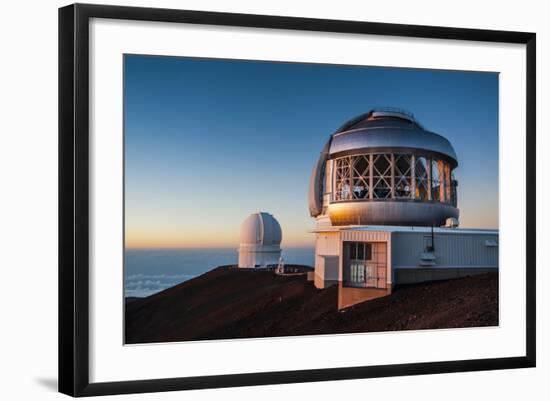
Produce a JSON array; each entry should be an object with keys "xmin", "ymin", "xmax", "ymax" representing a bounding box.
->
[
  {"xmin": 391, "ymin": 232, "xmax": 499, "ymax": 268},
  {"xmin": 238, "ymin": 246, "xmax": 281, "ymax": 268},
  {"xmin": 314, "ymin": 227, "xmax": 498, "ymax": 291},
  {"xmin": 314, "ymin": 232, "xmax": 340, "ymax": 288}
]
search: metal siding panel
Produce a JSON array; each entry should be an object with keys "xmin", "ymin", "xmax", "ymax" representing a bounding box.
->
[
  {"xmin": 391, "ymin": 232, "xmax": 498, "ymax": 268},
  {"xmin": 328, "ymin": 200, "xmax": 459, "ymax": 227}
]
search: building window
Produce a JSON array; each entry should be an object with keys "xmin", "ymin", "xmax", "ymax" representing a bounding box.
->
[
  {"xmin": 394, "ymin": 154, "xmax": 412, "ymax": 199},
  {"xmin": 415, "ymin": 157, "xmax": 430, "ymax": 200},
  {"xmin": 334, "ymin": 157, "xmax": 352, "ymax": 200},
  {"xmin": 431, "ymin": 159, "xmax": 442, "ymax": 202},
  {"xmin": 372, "ymin": 154, "xmax": 392, "ymax": 199},
  {"xmin": 345, "ymin": 241, "xmax": 386, "ymax": 289},
  {"xmin": 349, "ymin": 241, "xmax": 372, "ymax": 261},
  {"xmin": 351, "ymin": 155, "xmax": 370, "ymax": 199}
]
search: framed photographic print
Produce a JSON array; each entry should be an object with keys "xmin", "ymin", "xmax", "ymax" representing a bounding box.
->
[{"xmin": 58, "ymin": 3, "xmax": 536, "ymax": 397}]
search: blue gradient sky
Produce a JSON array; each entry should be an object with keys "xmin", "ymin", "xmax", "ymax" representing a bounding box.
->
[{"xmin": 124, "ymin": 55, "xmax": 499, "ymax": 248}]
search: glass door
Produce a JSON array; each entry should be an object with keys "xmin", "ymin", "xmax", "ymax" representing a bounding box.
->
[
  {"xmin": 349, "ymin": 261, "xmax": 366, "ymax": 286},
  {"xmin": 346, "ymin": 242, "xmax": 376, "ymax": 288}
]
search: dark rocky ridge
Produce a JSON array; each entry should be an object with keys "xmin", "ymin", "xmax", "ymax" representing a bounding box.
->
[{"xmin": 125, "ymin": 266, "xmax": 498, "ymax": 344}]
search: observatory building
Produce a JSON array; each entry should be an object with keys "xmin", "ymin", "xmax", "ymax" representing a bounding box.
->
[
  {"xmin": 238, "ymin": 212, "xmax": 282, "ymax": 268},
  {"xmin": 309, "ymin": 108, "xmax": 498, "ymax": 309}
]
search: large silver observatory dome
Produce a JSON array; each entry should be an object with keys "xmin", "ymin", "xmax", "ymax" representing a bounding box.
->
[{"xmin": 309, "ymin": 108, "xmax": 459, "ymax": 226}]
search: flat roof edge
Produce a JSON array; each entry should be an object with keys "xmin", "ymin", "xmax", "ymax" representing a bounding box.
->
[{"xmin": 311, "ymin": 226, "xmax": 498, "ymax": 234}]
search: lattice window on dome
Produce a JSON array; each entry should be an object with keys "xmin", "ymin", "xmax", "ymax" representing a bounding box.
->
[
  {"xmin": 414, "ymin": 156, "xmax": 430, "ymax": 200},
  {"xmin": 431, "ymin": 159, "xmax": 442, "ymax": 201},
  {"xmin": 351, "ymin": 155, "xmax": 370, "ymax": 199},
  {"xmin": 394, "ymin": 154, "xmax": 412, "ymax": 199},
  {"xmin": 372, "ymin": 154, "xmax": 392, "ymax": 199},
  {"xmin": 334, "ymin": 157, "xmax": 352, "ymax": 201},
  {"xmin": 444, "ymin": 163, "xmax": 452, "ymax": 203},
  {"xmin": 451, "ymin": 171, "xmax": 458, "ymax": 207}
]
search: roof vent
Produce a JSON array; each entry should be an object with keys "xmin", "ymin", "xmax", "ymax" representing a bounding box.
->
[{"xmin": 369, "ymin": 107, "xmax": 416, "ymax": 123}]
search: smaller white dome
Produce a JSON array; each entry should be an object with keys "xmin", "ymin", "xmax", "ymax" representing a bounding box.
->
[{"xmin": 240, "ymin": 212, "xmax": 282, "ymax": 246}]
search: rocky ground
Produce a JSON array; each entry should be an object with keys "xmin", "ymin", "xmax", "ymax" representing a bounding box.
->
[{"xmin": 125, "ymin": 266, "xmax": 498, "ymax": 344}]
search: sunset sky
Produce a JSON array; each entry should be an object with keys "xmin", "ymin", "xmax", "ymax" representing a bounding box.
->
[{"xmin": 124, "ymin": 55, "xmax": 499, "ymax": 249}]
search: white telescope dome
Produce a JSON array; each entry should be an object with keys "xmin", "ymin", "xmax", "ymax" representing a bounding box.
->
[
  {"xmin": 238, "ymin": 212, "xmax": 282, "ymax": 268},
  {"xmin": 240, "ymin": 212, "xmax": 282, "ymax": 246}
]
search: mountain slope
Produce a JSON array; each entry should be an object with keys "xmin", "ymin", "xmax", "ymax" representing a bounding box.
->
[{"xmin": 125, "ymin": 267, "xmax": 498, "ymax": 344}]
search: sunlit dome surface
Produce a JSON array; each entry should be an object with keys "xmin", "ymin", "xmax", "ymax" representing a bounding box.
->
[
  {"xmin": 240, "ymin": 212, "xmax": 282, "ymax": 246},
  {"xmin": 238, "ymin": 212, "xmax": 282, "ymax": 269}
]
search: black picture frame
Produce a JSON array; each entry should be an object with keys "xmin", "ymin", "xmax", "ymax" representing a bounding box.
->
[{"xmin": 59, "ymin": 3, "xmax": 536, "ymax": 397}]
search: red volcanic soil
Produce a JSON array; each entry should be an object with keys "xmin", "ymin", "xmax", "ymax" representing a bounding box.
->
[{"xmin": 125, "ymin": 267, "xmax": 498, "ymax": 344}]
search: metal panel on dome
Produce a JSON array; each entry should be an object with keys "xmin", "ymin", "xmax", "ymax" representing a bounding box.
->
[
  {"xmin": 370, "ymin": 110, "xmax": 415, "ymax": 121},
  {"xmin": 308, "ymin": 139, "xmax": 331, "ymax": 217},
  {"xmin": 329, "ymin": 128, "xmax": 458, "ymax": 164},
  {"xmin": 328, "ymin": 201, "xmax": 459, "ymax": 227},
  {"xmin": 258, "ymin": 212, "xmax": 282, "ymax": 245}
]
